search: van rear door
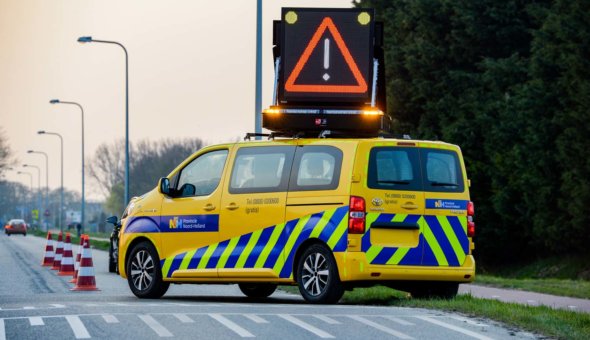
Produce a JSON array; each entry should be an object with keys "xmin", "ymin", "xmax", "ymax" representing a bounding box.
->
[
  {"xmin": 352, "ymin": 142, "xmax": 425, "ymax": 266},
  {"xmin": 420, "ymin": 146, "xmax": 470, "ymax": 267}
]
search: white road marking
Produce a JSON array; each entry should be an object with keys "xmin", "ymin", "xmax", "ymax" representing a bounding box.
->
[
  {"xmin": 448, "ymin": 316, "xmax": 489, "ymax": 327},
  {"xmin": 527, "ymin": 300, "xmax": 537, "ymax": 304},
  {"xmin": 109, "ymin": 303, "xmax": 129, "ymax": 306},
  {"xmin": 174, "ymin": 314, "xmax": 194, "ymax": 323},
  {"xmin": 491, "ymin": 295, "xmax": 500, "ymax": 298},
  {"xmin": 102, "ymin": 314, "xmax": 119, "ymax": 323},
  {"xmin": 51, "ymin": 304, "xmax": 66, "ymax": 308},
  {"xmin": 85, "ymin": 304, "xmax": 99, "ymax": 307},
  {"xmin": 23, "ymin": 306, "xmax": 35, "ymax": 310},
  {"xmin": 314, "ymin": 315, "xmax": 340, "ymax": 324},
  {"xmin": 278, "ymin": 314, "xmax": 334, "ymax": 339},
  {"xmin": 165, "ymin": 303, "xmax": 192, "ymax": 307},
  {"xmin": 568, "ymin": 305, "xmax": 578, "ymax": 310},
  {"xmin": 382, "ymin": 316, "xmax": 414, "ymax": 326},
  {"xmin": 29, "ymin": 317, "xmax": 44, "ymax": 326},
  {"xmin": 210, "ymin": 314, "xmax": 254, "ymax": 338},
  {"xmin": 0, "ymin": 319, "xmax": 5, "ymax": 340},
  {"xmin": 138, "ymin": 315, "xmax": 173, "ymax": 337},
  {"xmin": 414, "ymin": 316, "xmax": 493, "ymax": 340},
  {"xmin": 349, "ymin": 315, "xmax": 413, "ymax": 339},
  {"xmin": 243, "ymin": 314, "xmax": 268, "ymax": 324},
  {"xmin": 65, "ymin": 316, "xmax": 91, "ymax": 339}
]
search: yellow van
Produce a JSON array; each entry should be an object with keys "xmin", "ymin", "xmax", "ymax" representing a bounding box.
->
[{"xmin": 111, "ymin": 137, "xmax": 475, "ymax": 303}]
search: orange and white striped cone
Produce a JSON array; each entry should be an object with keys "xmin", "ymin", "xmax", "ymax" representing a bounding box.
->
[
  {"xmin": 58, "ymin": 233, "xmax": 75, "ymax": 276},
  {"xmin": 51, "ymin": 232, "xmax": 64, "ymax": 270},
  {"xmin": 69, "ymin": 235, "xmax": 85, "ymax": 283},
  {"xmin": 71, "ymin": 235, "xmax": 99, "ymax": 291},
  {"xmin": 41, "ymin": 231, "xmax": 55, "ymax": 266}
]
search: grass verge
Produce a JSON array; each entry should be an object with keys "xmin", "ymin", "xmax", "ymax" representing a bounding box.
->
[
  {"xmin": 280, "ymin": 285, "xmax": 590, "ymax": 339},
  {"xmin": 475, "ymin": 274, "xmax": 590, "ymax": 299},
  {"xmin": 30, "ymin": 229, "xmax": 110, "ymax": 251}
]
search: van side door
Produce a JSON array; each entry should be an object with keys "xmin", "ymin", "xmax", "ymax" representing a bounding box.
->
[
  {"xmin": 159, "ymin": 147, "xmax": 231, "ymax": 279},
  {"xmin": 218, "ymin": 144, "xmax": 296, "ymax": 279}
]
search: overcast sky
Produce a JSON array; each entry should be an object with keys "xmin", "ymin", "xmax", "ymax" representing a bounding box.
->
[{"xmin": 0, "ymin": 0, "xmax": 352, "ymax": 200}]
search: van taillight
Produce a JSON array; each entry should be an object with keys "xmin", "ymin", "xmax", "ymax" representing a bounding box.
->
[
  {"xmin": 349, "ymin": 196, "xmax": 366, "ymax": 234},
  {"xmin": 467, "ymin": 201, "xmax": 475, "ymax": 237}
]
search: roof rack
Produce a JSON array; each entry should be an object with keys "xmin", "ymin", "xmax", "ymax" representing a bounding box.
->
[{"xmin": 243, "ymin": 132, "xmax": 305, "ymax": 141}]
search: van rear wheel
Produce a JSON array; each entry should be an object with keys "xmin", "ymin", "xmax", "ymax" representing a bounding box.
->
[
  {"xmin": 296, "ymin": 244, "xmax": 344, "ymax": 304},
  {"xmin": 238, "ymin": 283, "xmax": 277, "ymax": 298},
  {"xmin": 126, "ymin": 241, "xmax": 169, "ymax": 298}
]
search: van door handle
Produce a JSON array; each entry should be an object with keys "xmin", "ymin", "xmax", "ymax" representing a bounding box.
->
[
  {"xmin": 203, "ymin": 204, "xmax": 216, "ymax": 211},
  {"xmin": 226, "ymin": 203, "xmax": 239, "ymax": 211},
  {"xmin": 401, "ymin": 203, "xmax": 419, "ymax": 210}
]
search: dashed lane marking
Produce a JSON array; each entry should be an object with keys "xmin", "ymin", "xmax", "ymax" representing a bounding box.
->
[
  {"xmin": 381, "ymin": 316, "xmax": 414, "ymax": 326},
  {"xmin": 278, "ymin": 314, "xmax": 334, "ymax": 339},
  {"xmin": 0, "ymin": 319, "xmax": 5, "ymax": 340},
  {"xmin": 65, "ymin": 316, "xmax": 91, "ymax": 339},
  {"xmin": 314, "ymin": 315, "xmax": 340, "ymax": 325},
  {"xmin": 243, "ymin": 314, "xmax": 269, "ymax": 324},
  {"xmin": 102, "ymin": 314, "xmax": 119, "ymax": 324},
  {"xmin": 414, "ymin": 316, "xmax": 493, "ymax": 340},
  {"xmin": 210, "ymin": 313, "xmax": 254, "ymax": 338},
  {"xmin": 23, "ymin": 307, "xmax": 35, "ymax": 310},
  {"xmin": 29, "ymin": 317, "xmax": 44, "ymax": 326},
  {"xmin": 51, "ymin": 304, "xmax": 66, "ymax": 308},
  {"xmin": 173, "ymin": 314, "xmax": 194, "ymax": 323},
  {"xmin": 349, "ymin": 315, "xmax": 413, "ymax": 339},
  {"xmin": 138, "ymin": 314, "xmax": 173, "ymax": 337}
]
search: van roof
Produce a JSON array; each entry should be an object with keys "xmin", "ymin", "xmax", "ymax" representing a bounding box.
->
[{"xmin": 236, "ymin": 137, "xmax": 459, "ymax": 148}]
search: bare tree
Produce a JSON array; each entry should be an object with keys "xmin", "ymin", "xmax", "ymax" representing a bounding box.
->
[{"xmin": 0, "ymin": 127, "xmax": 15, "ymax": 178}]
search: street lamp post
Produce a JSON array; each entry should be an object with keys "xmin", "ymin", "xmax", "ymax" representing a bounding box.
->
[
  {"xmin": 23, "ymin": 164, "xmax": 41, "ymax": 226},
  {"xmin": 78, "ymin": 36, "xmax": 130, "ymax": 208},
  {"xmin": 255, "ymin": 0, "xmax": 263, "ymax": 139},
  {"xmin": 27, "ymin": 150, "xmax": 49, "ymax": 229},
  {"xmin": 17, "ymin": 171, "xmax": 33, "ymax": 220},
  {"xmin": 50, "ymin": 99, "xmax": 85, "ymax": 231},
  {"xmin": 38, "ymin": 130, "xmax": 64, "ymax": 231}
]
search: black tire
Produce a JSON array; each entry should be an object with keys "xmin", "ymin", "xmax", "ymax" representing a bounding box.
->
[
  {"xmin": 6, "ymin": 233, "xmax": 10, "ymax": 237},
  {"xmin": 23, "ymin": 233, "xmax": 26, "ymax": 237},
  {"xmin": 410, "ymin": 282, "xmax": 459, "ymax": 299},
  {"xmin": 109, "ymin": 239, "xmax": 118, "ymax": 273},
  {"xmin": 126, "ymin": 241, "xmax": 169, "ymax": 298},
  {"xmin": 296, "ymin": 243, "xmax": 344, "ymax": 304},
  {"xmin": 238, "ymin": 283, "xmax": 277, "ymax": 299}
]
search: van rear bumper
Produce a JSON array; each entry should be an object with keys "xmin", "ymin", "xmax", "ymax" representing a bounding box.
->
[{"xmin": 336, "ymin": 252, "xmax": 476, "ymax": 283}]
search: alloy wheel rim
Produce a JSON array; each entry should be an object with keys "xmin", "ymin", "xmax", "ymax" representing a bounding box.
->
[
  {"xmin": 302, "ymin": 252, "xmax": 329, "ymax": 296},
  {"xmin": 130, "ymin": 250, "xmax": 154, "ymax": 291}
]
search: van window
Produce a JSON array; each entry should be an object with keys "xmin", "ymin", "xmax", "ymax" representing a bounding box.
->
[
  {"xmin": 421, "ymin": 149, "xmax": 464, "ymax": 192},
  {"xmin": 229, "ymin": 146, "xmax": 295, "ymax": 194},
  {"xmin": 177, "ymin": 149, "xmax": 228, "ymax": 197},
  {"xmin": 368, "ymin": 147, "xmax": 421, "ymax": 191},
  {"xmin": 290, "ymin": 146, "xmax": 342, "ymax": 191}
]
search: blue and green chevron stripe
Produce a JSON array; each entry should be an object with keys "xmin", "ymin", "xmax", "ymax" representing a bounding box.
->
[
  {"xmin": 161, "ymin": 205, "xmax": 349, "ymax": 279},
  {"xmin": 362, "ymin": 213, "xmax": 469, "ymax": 267}
]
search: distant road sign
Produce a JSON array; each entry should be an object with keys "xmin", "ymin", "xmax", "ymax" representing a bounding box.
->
[{"xmin": 280, "ymin": 8, "xmax": 375, "ymax": 105}]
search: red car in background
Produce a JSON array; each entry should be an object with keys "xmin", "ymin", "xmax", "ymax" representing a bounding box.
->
[{"xmin": 4, "ymin": 219, "xmax": 27, "ymax": 236}]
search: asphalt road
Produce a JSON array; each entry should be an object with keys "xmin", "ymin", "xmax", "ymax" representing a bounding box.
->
[{"xmin": 0, "ymin": 233, "xmax": 536, "ymax": 339}]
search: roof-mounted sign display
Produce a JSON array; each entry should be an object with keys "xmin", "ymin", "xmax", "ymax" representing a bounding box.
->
[{"xmin": 278, "ymin": 8, "xmax": 375, "ymax": 106}]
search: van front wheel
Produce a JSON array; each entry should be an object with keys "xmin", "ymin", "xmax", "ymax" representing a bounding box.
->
[
  {"xmin": 126, "ymin": 241, "xmax": 169, "ymax": 298},
  {"xmin": 296, "ymin": 244, "xmax": 344, "ymax": 304}
]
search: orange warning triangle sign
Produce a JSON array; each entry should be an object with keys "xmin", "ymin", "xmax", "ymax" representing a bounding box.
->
[{"xmin": 285, "ymin": 17, "xmax": 368, "ymax": 94}]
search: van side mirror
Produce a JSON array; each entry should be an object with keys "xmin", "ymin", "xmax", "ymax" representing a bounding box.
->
[
  {"xmin": 159, "ymin": 177, "xmax": 171, "ymax": 195},
  {"xmin": 106, "ymin": 216, "xmax": 121, "ymax": 227}
]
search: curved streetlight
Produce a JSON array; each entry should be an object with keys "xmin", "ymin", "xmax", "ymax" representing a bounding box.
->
[
  {"xmin": 78, "ymin": 35, "xmax": 130, "ymax": 208},
  {"xmin": 38, "ymin": 130, "xmax": 64, "ymax": 231},
  {"xmin": 28, "ymin": 150, "xmax": 49, "ymax": 229},
  {"xmin": 23, "ymin": 164, "xmax": 41, "ymax": 224},
  {"xmin": 17, "ymin": 170, "xmax": 33, "ymax": 220},
  {"xmin": 50, "ymin": 99, "xmax": 85, "ymax": 231}
]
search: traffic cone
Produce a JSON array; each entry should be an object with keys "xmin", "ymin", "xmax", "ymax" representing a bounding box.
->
[
  {"xmin": 71, "ymin": 235, "xmax": 99, "ymax": 291},
  {"xmin": 51, "ymin": 232, "xmax": 64, "ymax": 270},
  {"xmin": 58, "ymin": 233, "xmax": 75, "ymax": 276},
  {"xmin": 41, "ymin": 231, "xmax": 55, "ymax": 266},
  {"xmin": 70, "ymin": 235, "xmax": 85, "ymax": 283}
]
